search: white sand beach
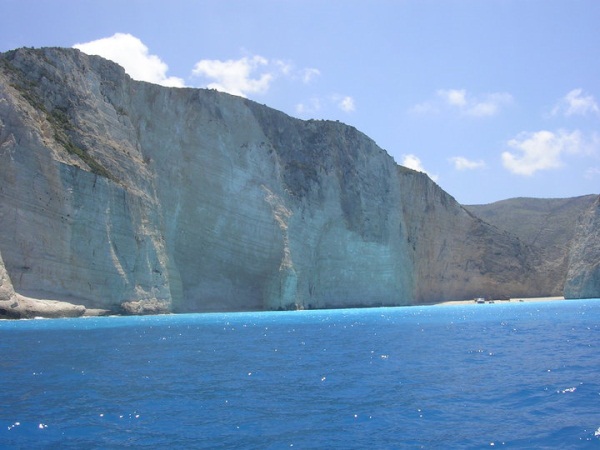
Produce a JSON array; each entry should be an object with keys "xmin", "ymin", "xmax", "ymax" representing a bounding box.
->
[{"xmin": 437, "ymin": 296, "xmax": 565, "ymax": 306}]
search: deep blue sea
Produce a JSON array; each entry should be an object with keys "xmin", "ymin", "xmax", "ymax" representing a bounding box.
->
[{"xmin": 1, "ymin": 299, "xmax": 599, "ymax": 449}]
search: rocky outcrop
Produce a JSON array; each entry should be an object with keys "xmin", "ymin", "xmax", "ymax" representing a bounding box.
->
[
  {"xmin": 3, "ymin": 296, "xmax": 86, "ymax": 319},
  {"xmin": 120, "ymin": 299, "xmax": 170, "ymax": 315},
  {"xmin": 0, "ymin": 47, "xmax": 592, "ymax": 317},
  {"xmin": 0, "ymin": 251, "xmax": 16, "ymax": 303},
  {"xmin": 1, "ymin": 249, "xmax": 88, "ymax": 318},
  {"xmin": 564, "ymin": 196, "xmax": 600, "ymax": 299},
  {"xmin": 466, "ymin": 195, "xmax": 598, "ymax": 295}
]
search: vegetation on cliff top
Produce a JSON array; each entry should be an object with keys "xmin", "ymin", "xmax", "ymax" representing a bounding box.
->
[{"xmin": 1, "ymin": 52, "xmax": 115, "ymax": 181}]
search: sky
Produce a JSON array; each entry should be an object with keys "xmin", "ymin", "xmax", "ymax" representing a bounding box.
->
[{"xmin": 1, "ymin": 0, "xmax": 599, "ymax": 204}]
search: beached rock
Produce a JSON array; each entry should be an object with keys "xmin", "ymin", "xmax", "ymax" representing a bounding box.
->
[
  {"xmin": 2, "ymin": 250, "xmax": 88, "ymax": 318},
  {"xmin": 9, "ymin": 295, "xmax": 86, "ymax": 319},
  {"xmin": 0, "ymin": 47, "xmax": 593, "ymax": 315},
  {"xmin": 2, "ymin": 255, "xmax": 86, "ymax": 319},
  {"xmin": 83, "ymin": 308, "xmax": 112, "ymax": 317},
  {"xmin": 120, "ymin": 299, "xmax": 170, "ymax": 315}
]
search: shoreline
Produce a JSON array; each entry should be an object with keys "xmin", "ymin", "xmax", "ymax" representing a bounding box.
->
[
  {"xmin": 436, "ymin": 296, "xmax": 565, "ymax": 306},
  {"xmin": 0, "ymin": 295, "xmax": 580, "ymax": 320}
]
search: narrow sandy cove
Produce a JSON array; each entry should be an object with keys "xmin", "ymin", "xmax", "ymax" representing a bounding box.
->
[{"xmin": 436, "ymin": 296, "xmax": 565, "ymax": 306}]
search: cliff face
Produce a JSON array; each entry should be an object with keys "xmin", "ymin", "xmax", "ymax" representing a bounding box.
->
[
  {"xmin": 564, "ymin": 196, "xmax": 600, "ymax": 299},
  {"xmin": 0, "ymin": 47, "xmax": 577, "ymax": 316},
  {"xmin": 466, "ymin": 195, "xmax": 598, "ymax": 295}
]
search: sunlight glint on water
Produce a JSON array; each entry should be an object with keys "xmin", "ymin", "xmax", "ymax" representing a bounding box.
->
[{"xmin": 1, "ymin": 299, "xmax": 599, "ymax": 448}]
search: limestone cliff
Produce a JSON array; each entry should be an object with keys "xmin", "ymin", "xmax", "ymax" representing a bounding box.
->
[
  {"xmin": 1, "ymin": 249, "xmax": 87, "ymax": 318},
  {"xmin": 564, "ymin": 196, "xmax": 600, "ymax": 299},
  {"xmin": 0, "ymin": 47, "xmax": 581, "ymax": 317}
]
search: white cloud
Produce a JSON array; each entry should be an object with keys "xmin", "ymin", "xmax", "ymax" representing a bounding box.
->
[
  {"xmin": 401, "ymin": 154, "xmax": 439, "ymax": 181},
  {"xmin": 75, "ymin": 34, "xmax": 324, "ymax": 102},
  {"xmin": 466, "ymin": 92, "xmax": 513, "ymax": 117},
  {"xmin": 296, "ymin": 97, "xmax": 322, "ymax": 115},
  {"xmin": 409, "ymin": 101, "xmax": 439, "ymax": 115},
  {"xmin": 449, "ymin": 156, "xmax": 486, "ymax": 170},
  {"xmin": 501, "ymin": 129, "xmax": 585, "ymax": 176},
  {"xmin": 412, "ymin": 89, "xmax": 513, "ymax": 117},
  {"xmin": 295, "ymin": 94, "xmax": 355, "ymax": 116},
  {"xmin": 274, "ymin": 60, "xmax": 319, "ymax": 83},
  {"xmin": 73, "ymin": 33, "xmax": 185, "ymax": 87},
  {"xmin": 192, "ymin": 55, "xmax": 273, "ymax": 97},
  {"xmin": 275, "ymin": 60, "xmax": 293, "ymax": 76},
  {"xmin": 338, "ymin": 96, "xmax": 355, "ymax": 113},
  {"xmin": 301, "ymin": 68, "xmax": 321, "ymax": 84},
  {"xmin": 438, "ymin": 89, "xmax": 467, "ymax": 107},
  {"xmin": 192, "ymin": 56, "xmax": 321, "ymax": 98},
  {"xmin": 552, "ymin": 88, "xmax": 599, "ymax": 117}
]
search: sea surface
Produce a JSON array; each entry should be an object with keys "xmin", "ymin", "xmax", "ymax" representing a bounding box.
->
[{"xmin": 1, "ymin": 299, "xmax": 599, "ymax": 449}]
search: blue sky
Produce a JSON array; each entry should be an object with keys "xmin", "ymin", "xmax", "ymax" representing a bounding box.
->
[{"xmin": 1, "ymin": 0, "xmax": 599, "ymax": 204}]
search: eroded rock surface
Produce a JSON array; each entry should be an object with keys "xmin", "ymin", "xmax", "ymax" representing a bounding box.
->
[
  {"xmin": 0, "ymin": 250, "xmax": 18, "ymax": 318},
  {"xmin": 1, "ymin": 249, "xmax": 87, "ymax": 318},
  {"xmin": 0, "ymin": 47, "xmax": 594, "ymax": 316},
  {"xmin": 564, "ymin": 196, "xmax": 600, "ymax": 299},
  {"xmin": 466, "ymin": 195, "xmax": 598, "ymax": 295}
]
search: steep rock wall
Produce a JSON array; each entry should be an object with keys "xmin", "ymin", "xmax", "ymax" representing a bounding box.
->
[
  {"xmin": 397, "ymin": 169, "xmax": 545, "ymax": 301},
  {"xmin": 466, "ymin": 195, "xmax": 598, "ymax": 295},
  {"xmin": 564, "ymin": 196, "xmax": 600, "ymax": 299},
  {"xmin": 0, "ymin": 47, "xmax": 560, "ymax": 314}
]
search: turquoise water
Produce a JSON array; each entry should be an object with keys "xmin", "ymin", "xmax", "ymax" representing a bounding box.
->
[{"xmin": 1, "ymin": 299, "xmax": 599, "ymax": 449}]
